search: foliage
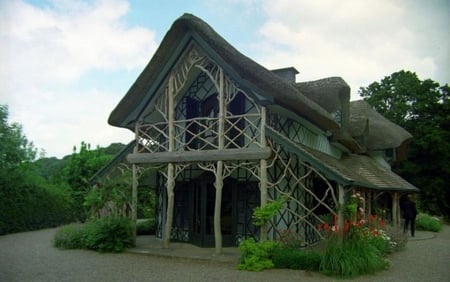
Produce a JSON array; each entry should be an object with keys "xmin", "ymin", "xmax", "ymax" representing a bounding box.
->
[
  {"xmin": 0, "ymin": 105, "xmax": 37, "ymax": 171},
  {"xmin": 53, "ymin": 217, "xmax": 134, "ymax": 253},
  {"xmin": 319, "ymin": 234, "xmax": 388, "ymax": 278},
  {"xmin": 53, "ymin": 223, "xmax": 86, "ymax": 249},
  {"xmin": 62, "ymin": 142, "xmax": 113, "ymax": 221},
  {"xmin": 83, "ymin": 217, "xmax": 134, "ymax": 252},
  {"xmin": 252, "ymin": 198, "xmax": 285, "ymax": 227},
  {"xmin": 84, "ymin": 182, "xmax": 131, "ymax": 219},
  {"xmin": 359, "ymin": 71, "xmax": 450, "ymax": 217},
  {"xmin": 136, "ymin": 218, "xmax": 156, "ymax": 235},
  {"xmin": 0, "ymin": 173, "xmax": 76, "ymax": 234},
  {"xmin": 415, "ymin": 213, "xmax": 443, "ymax": 232},
  {"xmin": 138, "ymin": 182, "xmax": 156, "ymax": 219},
  {"xmin": 318, "ymin": 191, "xmax": 391, "ymax": 277},
  {"xmin": 0, "ymin": 105, "xmax": 76, "ymax": 234},
  {"xmin": 272, "ymin": 248, "xmax": 322, "ymax": 271},
  {"xmin": 237, "ymin": 238, "xmax": 278, "ymax": 271}
]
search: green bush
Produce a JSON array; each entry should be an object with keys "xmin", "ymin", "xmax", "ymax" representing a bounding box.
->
[
  {"xmin": 416, "ymin": 213, "xmax": 443, "ymax": 232},
  {"xmin": 237, "ymin": 238, "xmax": 278, "ymax": 271},
  {"xmin": 0, "ymin": 177, "xmax": 76, "ymax": 235},
  {"xmin": 319, "ymin": 234, "xmax": 389, "ymax": 278},
  {"xmin": 272, "ymin": 248, "xmax": 322, "ymax": 271},
  {"xmin": 53, "ymin": 217, "xmax": 134, "ymax": 253},
  {"xmin": 84, "ymin": 217, "xmax": 134, "ymax": 252},
  {"xmin": 53, "ymin": 223, "xmax": 86, "ymax": 249}
]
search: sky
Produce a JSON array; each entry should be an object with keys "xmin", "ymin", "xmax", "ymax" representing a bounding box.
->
[{"xmin": 1, "ymin": 0, "xmax": 449, "ymax": 158}]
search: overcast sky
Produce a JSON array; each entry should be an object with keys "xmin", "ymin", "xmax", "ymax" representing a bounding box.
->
[{"xmin": 1, "ymin": 0, "xmax": 449, "ymax": 158}]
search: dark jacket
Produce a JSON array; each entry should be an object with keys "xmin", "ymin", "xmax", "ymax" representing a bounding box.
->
[{"xmin": 402, "ymin": 200, "xmax": 417, "ymax": 219}]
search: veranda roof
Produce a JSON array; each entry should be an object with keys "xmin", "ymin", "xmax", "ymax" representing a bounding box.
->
[
  {"xmin": 266, "ymin": 126, "xmax": 418, "ymax": 192},
  {"xmin": 108, "ymin": 13, "xmax": 339, "ymax": 132},
  {"xmin": 89, "ymin": 141, "xmax": 135, "ymax": 185}
]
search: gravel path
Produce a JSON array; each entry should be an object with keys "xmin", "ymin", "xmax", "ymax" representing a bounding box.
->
[{"xmin": 1, "ymin": 226, "xmax": 449, "ymax": 282}]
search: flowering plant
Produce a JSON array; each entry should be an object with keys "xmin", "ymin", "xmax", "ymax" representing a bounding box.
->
[
  {"xmin": 318, "ymin": 191, "xmax": 392, "ymax": 277},
  {"xmin": 317, "ymin": 191, "xmax": 390, "ymax": 245}
]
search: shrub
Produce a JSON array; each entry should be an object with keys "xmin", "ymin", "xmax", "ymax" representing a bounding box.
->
[
  {"xmin": 83, "ymin": 217, "xmax": 134, "ymax": 253},
  {"xmin": 237, "ymin": 238, "xmax": 278, "ymax": 271},
  {"xmin": 0, "ymin": 179, "xmax": 76, "ymax": 235},
  {"xmin": 416, "ymin": 213, "xmax": 443, "ymax": 232},
  {"xmin": 272, "ymin": 248, "xmax": 322, "ymax": 271},
  {"xmin": 53, "ymin": 223, "xmax": 86, "ymax": 249},
  {"xmin": 53, "ymin": 217, "xmax": 134, "ymax": 253}
]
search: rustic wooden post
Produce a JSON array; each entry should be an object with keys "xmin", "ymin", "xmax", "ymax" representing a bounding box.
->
[
  {"xmin": 259, "ymin": 106, "xmax": 268, "ymax": 241},
  {"xmin": 163, "ymin": 75, "xmax": 176, "ymax": 249},
  {"xmin": 392, "ymin": 192, "xmax": 399, "ymax": 227},
  {"xmin": 131, "ymin": 124, "xmax": 139, "ymax": 245},
  {"xmin": 213, "ymin": 67, "xmax": 225, "ymax": 255}
]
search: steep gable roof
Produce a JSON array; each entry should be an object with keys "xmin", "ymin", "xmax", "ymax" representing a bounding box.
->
[{"xmin": 108, "ymin": 13, "xmax": 339, "ymax": 132}]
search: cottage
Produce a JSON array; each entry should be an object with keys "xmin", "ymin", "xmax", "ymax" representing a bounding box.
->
[{"xmin": 92, "ymin": 14, "xmax": 418, "ymax": 254}]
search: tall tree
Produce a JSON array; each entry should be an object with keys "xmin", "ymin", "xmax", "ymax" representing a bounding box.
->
[
  {"xmin": 0, "ymin": 105, "xmax": 75, "ymax": 234},
  {"xmin": 359, "ymin": 71, "xmax": 450, "ymax": 217},
  {"xmin": 0, "ymin": 105, "xmax": 36, "ymax": 172}
]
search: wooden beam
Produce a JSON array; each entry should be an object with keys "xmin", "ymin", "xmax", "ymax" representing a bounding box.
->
[{"xmin": 127, "ymin": 147, "xmax": 272, "ymax": 164}]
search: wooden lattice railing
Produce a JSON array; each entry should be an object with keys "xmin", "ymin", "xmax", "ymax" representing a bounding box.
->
[{"xmin": 137, "ymin": 113, "xmax": 262, "ymax": 153}]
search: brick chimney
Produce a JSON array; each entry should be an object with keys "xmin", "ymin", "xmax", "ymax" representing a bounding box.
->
[{"xmin": 271, "ymin": 67, "xmax": 299, "ymax": 83}]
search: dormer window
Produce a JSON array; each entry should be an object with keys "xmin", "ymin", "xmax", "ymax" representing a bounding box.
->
[
  {"xmin": 385, "ymin": 148, "xmax": 396, "ymax": 162},
  {"xmin": 332, "ymin": 109, "xmax": 342, "ymax": 126}
]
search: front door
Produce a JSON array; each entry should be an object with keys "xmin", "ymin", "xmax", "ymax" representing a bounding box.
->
[
  {"xmin": 191, "ymin": 179, "xmax": 235, "ymax": 247},
  {"xmin": 167, "ymin": 175, "xmax": 259, "ymax": 247}
]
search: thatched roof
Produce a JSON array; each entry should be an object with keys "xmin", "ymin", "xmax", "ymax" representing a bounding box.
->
[
  {"xmin": 108, "ymin": 13, "xmax": 339, "ymax": 132},
  {"xmin": 349, "ymin": 100, "xmax": 412, "ymax": 150},
  {"xmin": 296, "ymin": 77, "xmax": 350, "ymax": 118}
]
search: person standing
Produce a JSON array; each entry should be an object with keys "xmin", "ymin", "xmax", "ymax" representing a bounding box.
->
[{"xmin": 402, "ymin": 194, "xmax": 418, "ymax": 237}]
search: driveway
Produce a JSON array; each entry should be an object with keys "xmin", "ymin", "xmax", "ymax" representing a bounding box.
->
[{"xmin": 0, "ymin": 226, "xmax": 449, "ymax": 281}]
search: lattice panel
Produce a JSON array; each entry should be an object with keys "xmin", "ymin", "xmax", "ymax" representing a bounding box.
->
[
  {"xmin": 266, "ymin": 137, "xmax": 338, "ymax": 245},
  {"xmin": 268, "ymin": 113, "xmax": 318, "ymax": 145}
]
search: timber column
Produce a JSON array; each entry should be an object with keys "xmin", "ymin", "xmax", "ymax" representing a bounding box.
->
[
  {"xmin": 259, "ymin": 106, "xmax": 268, "ymax": 241},
  {"xmin": 131, "ymin": 123, "xmax": 139, "ymax": 245},
  {"xmin": 163, "ymin": 75, "xmax": 176, "ymax": 248},
  {"xmin": 392, "ymin": 192, "xmax": 400, "ymax": 227},
  {"xmin": 213, "ymin": 67, "xmax": 225, "ymax": 255}
]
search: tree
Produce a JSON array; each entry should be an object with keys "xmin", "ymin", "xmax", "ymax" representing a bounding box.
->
[
  {"xmin": 359, "ymin": 71, "xmax": 450, "ymax": 217},
  {"xmin": 62, "ymin": 142, "xmax": 113, "ymax": 220},
  {"xmin": 0, "ymin": 105, "xmax": 36, "ymax": 172},
  {"xmin": 0, "ymin": 105, "xmax": 75, "ymax": 234}
]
